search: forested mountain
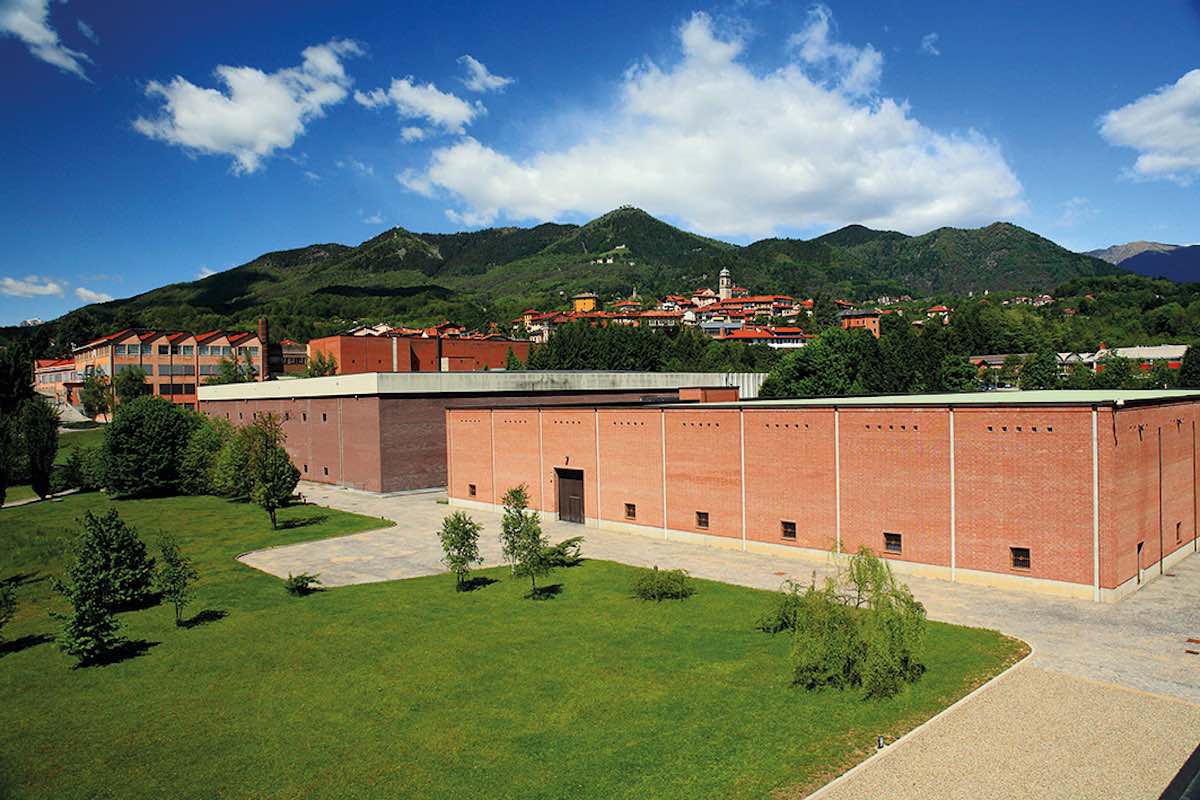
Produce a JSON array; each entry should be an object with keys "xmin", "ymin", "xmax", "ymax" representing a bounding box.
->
[
  {"xmin": 1086, "ymin": 241, "xmax": 1178, "ymax": 265},
  {"xmin": 1121, "ymin": 246, "xmax": 1200, "ymax": 283},
  {"xmin": 2, "ymin": 207, "xmax": 1122, "ymax": 355}
]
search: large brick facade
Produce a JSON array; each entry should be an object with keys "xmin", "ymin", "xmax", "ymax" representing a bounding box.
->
[{"xmin": 447, "ymin": 392, "xmax": 1200, "ymax": 601}]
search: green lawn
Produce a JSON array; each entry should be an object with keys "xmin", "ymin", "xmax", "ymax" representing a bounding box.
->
[
  {"xmin": 3, "ymin": 427, "xmax": 108, "ymax": 506},
  {"xmin": 0, "ymin": 493, "xmax": 1026, "ymax": 800}
]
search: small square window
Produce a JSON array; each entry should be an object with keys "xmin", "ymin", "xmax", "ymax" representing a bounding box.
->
[
  {"xmin": 695, "ymin": 511, "xmax": 709, "ymax": 529},
  {"xmin": 781, "ymin": 520, "xmax": 797, "ymax": 540},
  {"xmin": 884, "ymin": 532, "xmax": 902, "ymax": 554},
  {"xmin": 323, "ymin": 466, "xmax": 329, "ymax": 476},
  {"xmin": 303, "ymin": 464, "xmax": 308, "ymax": 473},
  {"xmin": 321, "ymin": 412, "xmax": 327, "ymax": 422},
  {"xmin": 283, "ymin": 412, "xmax": 289, "ymax": 421},
  {"xmin": 302, "ymin": 412, "xmax": 307, "ymax": 422},
  {"xmin": 624, "ymin": 502, "xmax": 636, "ymax": 519},
  {"xmin": 468, "ymin": 483, "xmax": 477, "ymax": 497},
  {"xmin": 1010, "ymin": 547, "xmax": 1031, "ymax": 569}
]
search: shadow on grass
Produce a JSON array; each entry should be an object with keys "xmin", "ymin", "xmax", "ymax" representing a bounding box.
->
[
  {"xmin": 84, "ymin": 639, "xmax": 159, "ymax": 668},
  {"xmin": 115, "ymin": 592, "xmax": 163, "ymax": 614},
  {"xmin": 277, "ymin": 515, "xmax": 329, "ymax": 530},
  {"xmin": 527, "ymin": 583, "xmax": 564, "ymax": 600},
  {"xmin": 0, "ymin": 633, "xmax": 54, "ymax": 657},
  {"xmin": 181, "ymin": 609, "xmax": 228, "ymax": 629},
  {"xmin": 1, "ymin": 571, "xmax": 47, "ymax": 588},
  {"xmin": 459, "ymin": 576, "xmax": 498, "ymax": 592}
]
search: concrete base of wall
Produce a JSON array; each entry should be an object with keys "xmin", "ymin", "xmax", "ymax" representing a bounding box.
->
[
  {"xmin": 1103, "ymin": 541, "xmax": 1199, "ymax": 602},
  {"xmin": 448, "ymin": 497, "xmax": 1143, "ymax": 602}
]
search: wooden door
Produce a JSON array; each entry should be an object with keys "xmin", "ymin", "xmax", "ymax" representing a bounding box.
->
[{"xmin": 556, "ymin": 468, "xmax": 585, "ymax": 524}]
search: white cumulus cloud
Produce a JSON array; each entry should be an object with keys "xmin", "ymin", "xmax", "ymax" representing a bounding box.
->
[
  {"xmin": 0, "ymin": 0, "xmax": 92, "ymax": 79},
  {"xmin": 787, "ymin": 4, "xmax": 881, "ymax": 97},
  {"xmin": 1099, "ymin": 69, "xmax": 1200, "ymax": 185},
  {"xmin": 401, "ymin": 126, "xmax": 427, "ymax": 142},
  {"xmin": 405, "ymin": 10, "xmax": 1024, "ymax": 238},
  {"xmin": 360, "ymin": 210, "xmax": 384, "ymax": 224},
  {"xmin": 75, "ymin": 286, "xmax": 112, "ymax": 303},
  {"xmin": 355, "ymin": 76, "xmax": 481, "ymax": 134},
  {"xmin": 920, "ymin": 33, "xmax": 940, "ymax": 56},
  {"xmin": 1, "ymin": 274, "xmax": 65, "ymax": 297},
  {"xmin": 458, "ymin": 54, "xmax": 513, "ymax": 92},
  {"xmin": 133, "ymin": 39, "xmax": 363, "ymax": 174},
  {"xmin": 197, "ymin": 266, "xmax": 217, "ymax": 278}
]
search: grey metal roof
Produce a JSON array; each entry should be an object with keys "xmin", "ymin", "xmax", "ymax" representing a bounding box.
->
[{"xmin": 679, "ymin": 389, "xmax": 1200, "ymax": 409}]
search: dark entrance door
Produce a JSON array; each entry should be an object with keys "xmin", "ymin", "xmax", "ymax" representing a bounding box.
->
[{"xmin": 556, "ymin": 468, "xmax": 585, "ymax": 524}]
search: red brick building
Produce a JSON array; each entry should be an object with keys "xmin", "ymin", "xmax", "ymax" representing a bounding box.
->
[
  {"xmin": 446, "ymin": 390, "xmax": 1200, "ymax": 602},
  {"xmin": 307, "ymin": 334, "xmax": 532, "ymax": 374},
  {"xmin": 198, "ymin": 371, "xmax": 764, "ymax": 493}
]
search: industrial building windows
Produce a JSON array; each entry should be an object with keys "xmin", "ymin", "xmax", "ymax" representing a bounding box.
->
[
  {"xmin": 302, "ymin": 412, "xmax": 307, "ymax": 422},
  {"xmin": 625, "ymin": 503, "xmax": 636, "ymax": 520},
  {"xmin": 781, "ymin": 521, "xmax": 797, "ymax": 540},
  {"xmin": 283, "ymin": 412, "xmax": 289, "ymax": 421},
  {"xmin": 695, "ymin": 511, "xmax": 709, "ymax": 529},
  {"xmin": 1010, "ymin": 547, "xmax": 1031, "ymax": 570},
  {"xmin": 303, "ymin": 464, "xmax": 308, "ymax": 473},
  {"xmin": 323, "ymin": 467, "xmax": 329, "ymax": 476},
  {"xmin": 468, "ymin": 484, "xmax": 477, "ymax": 497},
  {"xmin": 1177, "ymin": 522, "xmax": 1183, "ymax": 543},
  {"xmin": 884, "ymin": 532, "xmax": 902, "ymax": 554},
  {"xmin": 321, "ymin": 412, "xmax": 327, "ymax": 422}
]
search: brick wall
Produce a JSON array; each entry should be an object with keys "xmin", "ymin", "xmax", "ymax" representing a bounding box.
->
[{"xmin": 743, "ymin": 409, "xmax": 837, "ymax": 550}]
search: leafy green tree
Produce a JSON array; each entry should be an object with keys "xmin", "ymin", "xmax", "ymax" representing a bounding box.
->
[
  {"xmin": 1144, "ymin": 360, "xmax": 1177, "ymax": 390},
  {"xmin": 760, "ymin": 328, "xmax": 874, "ymax": 398},
  {"xmin": 438, "ymin": 511, "xmax": 483, "ymax": 590},
  {"xmin": 211, "ymin": 430, "xmax": 252, "ymax": 498},
  {"xmin": 936, "ymin": 355, "xmax": 979, "ymax": 392},
  {"xmin": 1060, "ymin": 362, "xmax": 1094, "ymax": 390},
  {"xmin": 1092, "ymin": 354, "xmax": 1139, "ymax": 390},
  {"xmin": 500, "ymin": 485, "xmax": 552, "ymax": 598},
  {"xmin": 156, "ymin": 534, "xmax": 198, "ymax": 626},
  {"xmin": 998, "ymin": 354, "xmax": 1023, "ymax": 387},
  {"xmin": 503, "ymin": 347, "xmax": 525, "ymax": 371},
  {"xmin": 246, "ymin": 413, "xmax": 299, "ymax": 528},
  {"xmin": 304, "ymin": 351, "xmax": 337, "ymax": 377},
  {"xmin": 179, "ymin": 415, "xmax": 234, "ymax": 495},
  {"xmin": 0, "ymin": 415, "xmax": 17, "ymax": 507},
  {"xmin": 1177, "ymin": 346, "xmax": 1200, "ymax": 389},
  {"xmin": 103, "ymin": 396, "xmax": 195, "ymax": 497},
  {"xmin": 1018, "ymin": 349, "xmax": 1059, "ymax": 390},
  {"xmin": 80, "ymin": 371, "xmax": 112, "ymax": 419},
  {"xmin": 67, "ymin": 509, "xmax": 156, "ymax": 611},
  {"xmin": 0, "ymin": 343, "xmax": 34, "ymax": 416},
  {"xmin": 54, "ymin": 570, "xmax": 123, "ymax": 666},
  {"xmin": 206, "ymin": 352, "xmax": 257, "ymax": 384},
  {"xmin": 21, "ymin": 396, "xmax": 59, "ymax": 499},
  {"xmin": 0, "ymin": 582, "xmax": 15, "ymax": 642},
  {"xmin": 113, "ymin": 365, "xmax": 149, "ymax": 405}
]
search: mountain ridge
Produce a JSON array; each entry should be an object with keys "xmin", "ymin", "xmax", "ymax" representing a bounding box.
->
[{"xmin": 5, "ymin": 207, "xmax": 1123, "ymax": 348}]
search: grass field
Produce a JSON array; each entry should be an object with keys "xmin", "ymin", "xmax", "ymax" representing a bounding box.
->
[
  {"xmin": 0, "ymin": 493, "xmax": 1026, "ymax": 800},
  {"xmin": 3, "ymin": 426, "xmax": 108, "ymax": 506}
]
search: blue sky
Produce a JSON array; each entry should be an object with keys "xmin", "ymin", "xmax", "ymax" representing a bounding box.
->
[{"xmin": 1, "ymin": 0, "xmax": 1198, "ymax": 325}]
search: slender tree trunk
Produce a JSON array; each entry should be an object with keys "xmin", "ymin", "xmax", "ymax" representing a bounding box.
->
[{"xmin": 269, "ymin": 507, "xmax": 277, "ymax": 529}]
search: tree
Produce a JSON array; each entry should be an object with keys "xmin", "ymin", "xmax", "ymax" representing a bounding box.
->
[
  {"xmin": 68, "ymin": 509, "xmax": 156, "ymax": 610},
  {"xmin": 1144, "ymin": 360, "xmax": 1177, "ymax": 390},
  {"xmin": 1092, "ymin": 354, "xmax": 1139, "ymax": 390},
  {"xmin": 54, "ymin": 570, "xmax": 123, "ymax": 666},
  {"xmin": 304, "ymin": 351, "xmax": 338, "ymax": 377},
  {"xmin": 1018, "ymin": 349, "xmax": 1059, "ymax": 390},
  {"xmin": 206, "ymin": 352, "xmax": 257, "ymax": 385},
  {"xmin": 438, "ymin": 511, "xmax": 483, "ymax": 590},
  {"xmin": 246, "ymin": 413, "xmax": 299, "ymax": 528},
  {"xmin": 80, "ymin": 371, "xmax": 112, "ymax": 419},
  {"xmin": 0, "ymin": 414, "xmax": 17, "ymax": 507},
  {"xmin": 156, "ymin": 534, "xmax": 198, "ymax": 626},
  {"xmin": 1177, "ymin": 346, "xmax": 1200, "ymax": 389},
  {"xmin": 103, "ymin": 396, "xmax": 195, "ymax": 497},
  {"xmin": 937, "ymin": 355, "xmax": 979, "ymax": 392},
  {"xmin": 179, "ymin": 415, "xmax": 234, "ymax": 495},
  {"xmin": 504, "ymin": 347, "xmax": 525, "ymax": 371},
  {"xmin": 998, "ymin": 354, "xmax": 1023, "ymax": 388},
  {"xmin": 21, "ymin": 396, "xmax": 59, "ymax": 499},
  {"xmin": 113, "ymin": 365, "xmax": 149, "ymax": 405},
  {"xmin": 0, "ymin": 342, "xmax": 34, "ymax": 415},
  {"xmin": 499, "ymin": 485, "xmax": 552, "ymax": 597},
  {"xmin": 211, "ymin": 429, "xmax": 252, "ymax": 498}
]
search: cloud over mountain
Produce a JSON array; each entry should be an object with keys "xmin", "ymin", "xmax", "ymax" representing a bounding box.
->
[
  {"xmin": 404, "ymin": 10, "xmax": 1024, "ymax": 237},
  {"xmin": 1100, "ymin": 69, "xmax": 1200, "ymax": 185}
]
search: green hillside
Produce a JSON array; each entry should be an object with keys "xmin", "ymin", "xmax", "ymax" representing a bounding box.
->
[{"xmin": 2, "ymin": 208, "xmax": 1123, "ymax": 355}]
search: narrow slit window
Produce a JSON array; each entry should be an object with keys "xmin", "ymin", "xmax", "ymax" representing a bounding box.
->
[
  {"xmin": 781, "ymin": 521, "xmax": 797, "ymax": 540},
  {"xmin": 884, "ymin": 532, "xmax": 902, "ymax": 554},
  {"xmin": 323, "ymin": 466, "xmax": 329, "ymax": 476},
  {"xmin": 1010, "ymin": 547, "xmax": 1031, "ymax": 570},
  {"xmin": 695, "ymin": 511, "xmax": 709, "ymax": 529}
]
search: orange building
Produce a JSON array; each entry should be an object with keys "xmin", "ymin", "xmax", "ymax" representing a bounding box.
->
[
  {"xmin": 32, "ymin": 358, "xmax": 79, "ymax": 404},
  {"xmin": 307, "ymin": 334, "xmax": 532, "ymax": 375},
  {"xmin": 838, "ymin": 309, "xmax": 882, "ymax": 338},
  {"xmin": 447, "ymin": 390, "xmax": 1200, "ymax": 602}
]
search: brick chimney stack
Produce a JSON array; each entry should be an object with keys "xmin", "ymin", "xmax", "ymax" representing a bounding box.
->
[
  {"xmin": 258, "ymin": 317, "xmax": 269, "ymax": 345},
  {"xmin": 257, "ymin": 317, "xmax": 269, "ymax": 381}
]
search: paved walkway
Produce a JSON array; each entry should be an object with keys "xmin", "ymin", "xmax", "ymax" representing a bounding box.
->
[{"xmin": 240, "ymin": 482, "xmax": 1200, "ymax": 798}]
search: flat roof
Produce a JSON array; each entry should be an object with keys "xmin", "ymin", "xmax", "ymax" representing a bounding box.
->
[
  {"xmin": 688, "ymin": 389, "xmax": 1200, "ymax": 409},
  {"xmin": 198, "ymin": 370, "xmax": 765, "ymax": 401}
]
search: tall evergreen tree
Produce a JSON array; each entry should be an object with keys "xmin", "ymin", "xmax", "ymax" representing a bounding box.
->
[
  {"xmin": 21, "ymin": 396, "xmax": 59, "ymax": 499},
  {"xmin": 1178, "ymin": 346, "xmax": 1200, "ymax": 389}
]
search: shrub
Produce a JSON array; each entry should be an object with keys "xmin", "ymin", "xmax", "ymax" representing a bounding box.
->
[
  {"xmin": 284, "ymin": 572, "xmax": 322, "ymax": 596},
  {"xmin": 68, "ymin": 509, "xmax": 156, "ymax": 611},
  {"xmin": 103, "ymin": 396, "xmax": 194, "ymax": 497},
  {"xmin": 22, "ymin": 396, "xmax": 59, "ymax": 499},
  {"xmin": 438, "ymin": 511, "xmax": 483, "ymax": 591},
  {"xmin": 51, "ymin": 445, "xmax": 103, "ymax": 494},
  {"xmin": 179, "ymin": 415, "xmax": 234, "ymax": 496},
  {"xmin": 777, "ymin": 547, "xmax": 928, "ymax": 699},
  {"xmin": 544, "ymin": 536, "xmax": 585, "ymax": 568},
  {"xmin": 156, "ymin": 534, "xmax": 198, "ymax": 627},
  {"xmin": 53, "ymin": 576, "xmax": 123, "ymax": 666},
  {"xmin": 631, "ymin": 566, "xmax": 695, "ymax": 601},
  {"xmin": 0, "ymin": 583, "xmax": 15, "ymax": 642}
]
